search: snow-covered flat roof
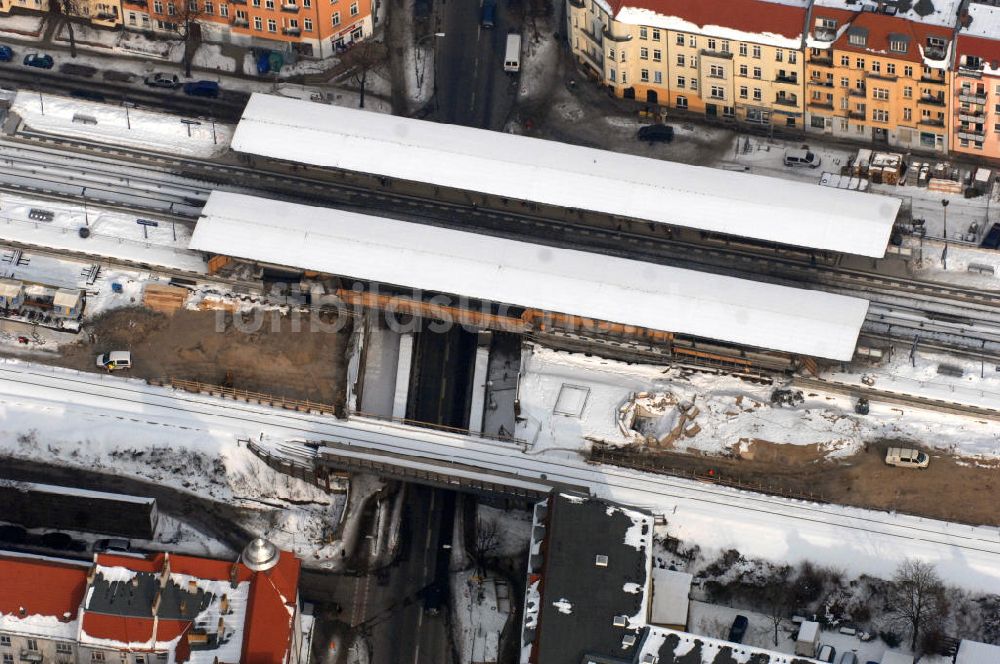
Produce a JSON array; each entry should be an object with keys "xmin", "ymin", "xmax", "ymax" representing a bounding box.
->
[
  {"xmin": 190, "ymin": 192, "xmax": 869, "ymax": 360},
  {"xmin": 232, "ymin": 94, "xmax": 899, "ymax": 258},
  {"xmin": 956, "ymin": 640, "xmax": 1000, "ymax": 664}
]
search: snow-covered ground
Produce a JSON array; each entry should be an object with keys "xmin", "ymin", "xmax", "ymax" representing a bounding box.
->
[
  {"xmin": 12, "ymin": 91, "xmax": 234, "ymax": 158},
  {"xmin": 450, "ymin": 569, "xmax": 511, "ymax": 664},
  {"xmin": 516, "ymin": 344, "xmax": 1000, "ymax": 459},
  {"xmin": 0, "ymin": 14, "xmax": 44, "ymax": 37},
  {"xmin": 0, "ymin": 192, "xmax": 207, "ymax": 273},
  {"xmin": 477, "ymin": 504, "xmax": 532, "ymax": 558}
]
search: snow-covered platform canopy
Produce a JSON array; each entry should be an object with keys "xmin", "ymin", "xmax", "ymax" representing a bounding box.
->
[
  {"xmin": 232, "ymin": 94, "xmax": 899, "ymax": 258},
  {"xmin": 190, "ymin": 192, "xmax": 869, "ymax": 360}
]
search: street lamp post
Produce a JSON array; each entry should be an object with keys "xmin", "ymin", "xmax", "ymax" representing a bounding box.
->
[
  {"xmin": 415, "ymin": 32, "xmax": 445, "ymax": 91},
  {"xmin": 941, "ymin": 198, "xmax": 949, "ymax": 270}
]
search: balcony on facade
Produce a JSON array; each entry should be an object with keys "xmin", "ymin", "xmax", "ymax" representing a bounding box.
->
[
  {"xmin": 808, "ymin": 55, "xmax": 833, "ymax": 67},
  {"xmin": 701, "ymin": 48, "xmax": 733, "ymax": 60},
  {"xmin": 808, "ymin": 100, "xmax": 834, "ymax": 110},
  {"xmin": 923, "ymin": 44, "xmax": 948, "ymax": 62},
  {"xmin": 282, "ymin": 25, "xmax": 300, "ymax": 33},
  {"xmin": 920, "ymin": 73, "xmax": 947, "ymax": 85},
  {"xmin": 866, "ymin": 71, "xmax": 897, "ymax": 82},
  {"xmin": 848, "ymin": 110, "xmax": 866, "ymax": 120},
  {"xmin": 580, "ymin": 26, "xmax": 602, "ymax": 46},
  {"xmin": 20, "ymin": 651, "xmax": 42, "ymax": 664},
  {"xmin": 280, "ymin": 2, "xmax": 298, "ymax": 10},
  {"xmin": 919, "ymin": 118, "xmax": 945, "ymax": 127},
  {"xmin": 123, "ymin": 0, "xmax": 146, "ymax": 7},
  {"xmin": 232, "ymin": 15, "xmax": 249, "ymax": 24},
  {"xmin": 812, "ymin": 27, "xmax": 837, "ymax": 43},
  {"xmin": 918, "ymin": 95, "xmax": 946, "ymax": 107},
  {"xmin": 849, "ymin": 86, "xmax": 866, "ymax": 98},
  {"xmin": 602, "ymin": 27, "xmax": 631, "ymax": 43},
  {"xmin": 578, "ymin": 47, "xmax": 603, "ymax": 72},
  {"xmin": 958, "ymin": 111, "xmax": 986, "ymax": 123},
  {"xmin": 808, "ymin": 76, "xmax": 833, "ymax": 88},
  {"xmin": 959, "ymin": 92, "xmax": 987, "ymax": 105},
  {"xmin": 958, "ymin": 130, "xmax": 985, "ymax": 141},
  {"xmin": 774, "ymin": 95, "xmax": 798, "ymax": 107},
  {"xmin": 775, "ymin": 73, "xmax": 798, "ymax": 84}
]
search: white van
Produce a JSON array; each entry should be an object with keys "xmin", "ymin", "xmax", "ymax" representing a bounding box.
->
[
  {"xmin": 96, "ymin": 351, "xmax": 132, "ymax": 372},
  {"xmin": 784, "ymin": 148, "xmax": 821, "ymax": 168},
  {"xmin": 504, "ymin": 34, "xmax": 521, "ymax": 73},
  {"xmin": 885, "ymin": 447, "xmax": 929, "ymax": 469}
]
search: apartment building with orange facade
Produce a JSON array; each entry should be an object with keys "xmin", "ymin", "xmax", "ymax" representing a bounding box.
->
[
  {"xmin": 952, "ymin": 2, "xmax": 1000, "ymax": 158},
  {"xmin": 124, "ymin": 0, "xmax": 372, "ymax": 56},
  {"xmin": 804, "ymin": 0, "xmax": 959, "ymax": 154}
]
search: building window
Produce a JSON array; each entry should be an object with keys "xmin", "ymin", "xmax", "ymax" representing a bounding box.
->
[
  {"xmin": 3, "ymin": 655, "xmax": 11, "ymax": 664},
  {"xmin": 621, "ymin": 71, "xmax": 627, "ymax": 84},
  {"xmin": 331, "ymin": 10, "xmax": 339, "ymax": 24},
  {"xmin": 675, "ymin": 34, "xmax": 684, "ymax": 46},
  {"xmin": 707, "ymin": 38, "xmax": 716, "ymax": 51},
  {"xmin": 651, "ymin": 29, "xmax": 660, "ymax": 40},
  {"xmin": 204, "ymin": 0, "xmax": 212, "ymax": 12},
  {"xmin": 349, "ymin": 1, "xmax": 357, "ymax": 15},
  {"xmin": 167, "ymin": 1, "xmax": 175, "ymax": 13},
  {"xmin": 688, "ymin": 35, "xmax": 695, "ymax": 47},
  {"xmin": 903, "ymin": 85, "xmax": 912, "ymax": 98},
  {"xmin": 789, "ymin": 51, "xmax": 796, "ymax": 64},
  {"xmin": 871, "ymin": 61, "xmax": 880, "ymax": 73},
  {"xmin": 639, "ymin": 26, "xmax": 647, "ymax": 39},
  {"xmin": 753, "ymin": 87, "xmax": 761, "ymax": 100},
  {"xmin": 855, "ymin": 57, "xmax": 864, "ymax": 69},
  {"xmin": 25, "ymin": 641, "xmax": 37, "ymax": 652},
  {"xmin": 840, "ymin": 55, "xmax": 849, "ymax": 66},
  {"xmin": 56, "ymin": 645, "xmax": 73, "ymax": 655},
  {"xmin": 653, "ymin": 71, "xmax": 661, "ymax": 84},
  {"xmin": 739, "ymin": 64, "xmax": 747, "ymax": 77},
  {"xmin": 652, "ymin": 49, "xmax": 661, "ymax": 62},
  {"xmin": 872, "ymin": 109, "xmax": 888, "ymax": 122},
  {"xmin": 304, "ymin": 16, "xmax": 311, "ymax": 29},
  {"xmin": 721, "ymin": 40, "xmax": 730, "ymax": 54},
  {"xmin": 0, "ymin": 637, "xmax": 10, "ymax": 647},
  {"xmin": 903, "ymin": 107, "xmax": 912, "ymax": 121},
  {"xmin": 609, "ymin": 69, "xmax": 615, "ymax": 82},
  {"xmin": 264, "ymin": 0, "xmax": 273, "ymax": 7},
  {"xmin": 252, "ymin": 0, "xmax": 259, "ymax": 6},
  {"xmin": 676, "ymin": 95, "xmax": 687, "ymax": 109},
  {"xmin": 620, "ymin": 50, "xmax": 625, "ymax": 62},
  {"xmin": 775, "ymin": 49, "xmax": 783, "ymax": 62},
  {"xmin": 887, "ymin": 62, "xmax": 895, "ymax": 75},
  {"xmin": 676, "ymin": 54, "xmax": 684, "ymax": 67},
  {"xmin": 752, "ymin": 66, "xmax": 761, "ymax": 79},
  {"xmin": 608, "ymin": 48, "xmax": 614, "ymax": 60},
  {"xmin": 267, "ymin": 17, "xmax": 276, "ymax": 30},
  {"xmin": 739, "ymin": 42, "xmax": 747, "ymax": 56},
  {"xmin": 710, "ymin": 64, "xmax": 724, "ymax": 78},
  {"xmin": 848, "ymin": 32, "xmax": 865, "ymax": 47},
  {"xmin": 676, "ymin": 76, "xmax": 685, "ymax": 88},
  {"xmin": 92, "ymin": 654, "xmax": 105, "ymax": 663},
  {"xmin": 739, "ymin": 85, "xmax": 747, "ymax": 99},
  {"xmin": 303, "ymin": 0, "xmax": 310, "ymax": 6},
  {"xmin": 135, "ymin": 657, "xmax": 144, "ymax": 664},
  {"xmin": 840, "ymin": 76, "xmax": 848, "ymax": 87},
  {"xmin": 904, "ymin": 65, "xmax": 913, "ymax": 77},
  {"xmin": 640, "ymin": 69, "xmax": 649, "ymax": 82},
  {"xmin": 639, "ymin": 47, "xmax": 648, "ymax": 59},
  {"xmin": 889, "ymin": 39, "xmax": 906, "ymax": 53},
  {"xmin": 873, "ymin": 87, "xmax": 888, "ymax": 100}
]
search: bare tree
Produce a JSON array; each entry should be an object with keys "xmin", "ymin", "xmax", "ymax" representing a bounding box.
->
[
  {"xmin": 470, "ymin": 517, "xmax": 500, "ymax": 574},
  {"xmin": 340, "ymin": 40, "xmax": 388, "ymax": 109},
  {"xmin": 170, "ymin": 0, "xmax": 204, "ymax": 77},
  {"xmin": 887, "ymin": 559, "xmax": 948, "ymax": 651},
  {"xmin": 48, "ymin": 0, "xmax": 81, "ymax": 57},
  {"xmin": 759, "ymin": 565, "xmax": 793, "ymax": 646}
]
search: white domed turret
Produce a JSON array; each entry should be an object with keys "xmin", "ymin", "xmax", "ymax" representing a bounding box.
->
[{"xmin": 241, "ymin": 538, "xmax": 280, "ymax": 572}]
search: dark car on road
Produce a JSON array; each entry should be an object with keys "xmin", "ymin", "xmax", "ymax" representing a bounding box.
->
[
  {"xmin": 183, "ymin": 80, "xmax": 220, "ymax": 98},
  {"xmin": 638, "ymin": 123, "xmax": 675, "ymax": 143},
  {"xmin": 727, "ymin": 615, "xmax": 749, "ymax": 643},
  {"xmin": 70, "ymin": 89, "xmax": 106, "ymax": 103},
  {"xmin": 145, "ymin": 72, "xmax": 180, "ymax": 89},
  {"xmin": 981, "ymin": 222, "xmax": 1000, "ymax": 250},
  {"xmin": 0, "ymin": 46, "xmax": 13, "ymax": 62},
  {"xmin": 23, "ymin": 53, "xmax": 54, "ymax": 69}
]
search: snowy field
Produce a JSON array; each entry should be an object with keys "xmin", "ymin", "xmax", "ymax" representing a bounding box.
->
[
  {"xmin": 0, "ymin": 192, "xmax": 207, "ymax": 273},
  {"xmin": 12, "ymin": 92, "xmax": 234, "ymax": 158},
  {"xmin": 516, "ymin": 344, "xmax": 1000, "ymax": 459}
]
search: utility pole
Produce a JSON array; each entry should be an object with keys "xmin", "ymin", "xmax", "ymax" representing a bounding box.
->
[{"xmin": 941, "ymin": 198, "xmax": 949, "ymax": 270}]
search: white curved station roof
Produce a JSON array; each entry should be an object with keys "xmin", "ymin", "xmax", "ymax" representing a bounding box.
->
[
  {"xmin": 191, "ymin": 192, "xmax": 869, "ymax": 360},
  {"xmin": 233, "ymin": 93, "xmax": 899, "ymax": 258}
]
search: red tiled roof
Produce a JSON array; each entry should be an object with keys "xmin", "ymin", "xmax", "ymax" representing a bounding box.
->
[
  {"xmin": 827, "ymin": 10, "xmax": 953, "ymax": 64},
  {"xmin": 0, "ymin": 556, "xmax": 87, "ymax": 621},
  {"xmin": 95, "ymin": 552, "xmax": 167, "ymax": 573},
  {"xmin": 169, "ymin": 554, "xmax": 253, "ymax": 584},
  {"xmin": 241, "ymin": 554, "xmax": 301, "ymax": 664},
  {"xmin": 82, "ymin": 614, "xmax": 155, "ymax": 646},
  {"xmin": 613, "ymin": 0, "xmax": 807, "ymax": 40},
  {"xmin": 956, "ymin": 34, "xmax": 1000, "ymax": 71}
]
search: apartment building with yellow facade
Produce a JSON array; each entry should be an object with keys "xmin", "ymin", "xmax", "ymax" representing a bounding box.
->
[
  {"xmin": 951, "ymin": 2, "xmax": 1000, "ymax": 159},
  {"xmin": 804, "ymin": 0, "xmax": 960, "ymax": 154},
  {"xmin": 0, "ymin": 0, "xmax": 122, "ymax": 27},
  {"xmin": 567, "ymin": 0, "xmax": 810, "ymax": 128}
]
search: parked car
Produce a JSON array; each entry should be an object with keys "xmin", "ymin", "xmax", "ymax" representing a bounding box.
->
[
  {"xmin": 838, "ymin": 653, "xmax": 858, "ymax": 664},
  {"xmin": 980, "ymin": 222, "xmax": 1000, "ymax": 250},
  {"xmin": 784, "ymin": 148, "xmax": 821, "ymax": 168},
  {"xmin": 92, "ymin": 538, "xmax": 131, "ymax": 554},
  {"xmin": 481, "ymin": 0, "xmax": 496, "ymax": 27},
  {"xmin": 23, "ymin": 53, "xmax": 54, "ymax": 69},
  {"xmin": 817, "ymin": 645, "xmax": 836, "ymax": 663},
  {"xmin": 885, "ymin": 447, "xmax": 929, "ymax": 469},
  {"xmin": 70, "ymin": 89, "xmax": 106, "ymax": 102},
  {"xmin": 144, "ymin": 72, "xmax": 180, "ymax": 89},
  {"xmin": 96, "ymin": 351, "xmax": 132, "ymax": 372},
  {"xmin": 183, "ymin": 80, "xmax": 220, "ymax": 98},
  {"xmin": 0, "ymin": 45, "xmax": 13, "ymax": 62},
  {"xmin": 638, "ymin": 124, "xmax": 675, "ymax": 143},
  {"xmin": 727, "ymin": 615, "xmax": 749, "ymax": 644}
]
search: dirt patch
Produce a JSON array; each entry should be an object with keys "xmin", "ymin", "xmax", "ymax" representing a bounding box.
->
[
  {"xmin": 28, "ymin": 306, "xmax": 351, "ymax": 406},
  {"xmin": 606, "ymin": 441, "xmax": 1000, "ymax": 527}
]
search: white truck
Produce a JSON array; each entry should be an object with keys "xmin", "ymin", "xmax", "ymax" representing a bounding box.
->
[{"xmin": 504, "ymin": 33, "xmax": 521, "ymax": 73}]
